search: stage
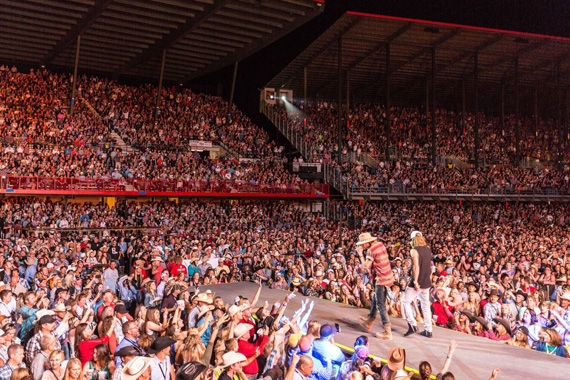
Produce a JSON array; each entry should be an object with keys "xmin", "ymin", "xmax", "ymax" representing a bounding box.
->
[{"xmin": 201, "ymin": 282, "xmax": 569, "ymax": 380}]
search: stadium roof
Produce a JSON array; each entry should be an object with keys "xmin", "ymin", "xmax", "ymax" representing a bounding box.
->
[
  {"xmin": 267, "ymin": 11, "xmax": 570, "ymax": 107},
  {"xmin": 0, "ymin": 0, "xmax": 323, "ymax": 81}
]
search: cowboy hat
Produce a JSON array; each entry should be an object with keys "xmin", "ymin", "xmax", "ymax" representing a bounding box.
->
[
  {"xmin": 556, "ymin": 276, "xmax": 567, "ymax": 283},
  {"xmin": 220, "ymin": 351, "xmax": 247, "ymax": 368},
  {"xmin": 458, "ymin": 308, "xmax": 475, "ymax": 323},
  {"xmin": 228, "ymin": 304, "xmax": 248, "ymax": 317},
  {"xmin": 141, "ymin": 278, "xmax": 153, "ymax": 288},
  {"xmin": 147, "ymin": 336, "xmax": 177, "ymax": 355},
  {"xmin": 176, "ymin": 362, "xmax": 207, "ymax": 380},
  {"xmin": 121, "ymin": 357, "xmax": 152, "ymax": 380},
  {"xmin": 474, "ymin": 316, "xmax": 489, "ymax": 330},
  {"xmin": 514, "ymin": 289, "xmax": 528, "ymax": 300},
  {"xmin": 234, "ymin": 323, "xmax": 253, "ymax": 339},
  {"xmin": 197, "ymin": 305, "xmax": 215, "ymax": 319},
  {"xmin": 291, "ymin": 277, "xmax": 302, "ymax": 286},
  {"xmin": 194, "ymin": 293, "xmax": 213, "ymax": 304},
  {"xmin": 51, "ymin": 304, "xmax": 66, "ymax": 313},
  {"xmin": 387, "ymin": 347, "xmax": 406, "ymax": 371},
  {"xmin": 356, "ymin": 232, "xmax": 377, "ymax": 246},
  {"xmin": 493, "ymin": 317, "xmax": 513, "ymax": 337},
  {"xmin": 560, "ymin": 291, "xmax": 570, "ymax": 301}
]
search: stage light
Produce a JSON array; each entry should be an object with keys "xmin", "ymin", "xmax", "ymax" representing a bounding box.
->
[
  {"xmin": 270, "ymin": 95, "xmax": 274, "ymax": 100},
  {"xmin": 281, "ymin": 95, "xmax": 286, "ymax": 100}
]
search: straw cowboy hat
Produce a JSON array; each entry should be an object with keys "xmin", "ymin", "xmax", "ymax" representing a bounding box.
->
[
  {"xmin": 560, "ymin": 291, "xmax": 570, "ymax": 302},
  {"xmin": 234, "ymin": 323, "xmax": 253, "ymax": 339},
  {"xmin": 387, "ymin": 347, "xmax": 406, "ymax": 371},
  {"xmin": 219, "ymin": 351, "xmax": 247, "ymax": 368},
  {"xmin": 193, "ymin": 293, "xmax": 213, "ymax": 304},
  {"xmin": 197, "ymin": 305, "xmax": 215, "ymax": 320},
  {"xmin": 121, "ymin": 357, "xmax": 152, "ymax": 380},
  {"xmin": 356, "ymin": 232, "xmax": 377, "ymax": 246}
]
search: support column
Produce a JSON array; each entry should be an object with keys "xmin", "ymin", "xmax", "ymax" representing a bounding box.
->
[
  {"xmin": 474, "ymin": 52, "xmax": 480, "ymax": 168},
  {"xmin": 386, "ymin": 43, "xmax": 391, "ymax": 160},
  {"xmin": 303, "ymin": 66, "xmax": 307, "ymax": 106},
  {"xmin": 534, "ymin": 87, "xmax": 539, "ymax": 134},
  {"xmin": 500, "ymin": 81, "xmax": 505, "ymax": 137},
  {"xmin": 155, "ymin": 49, "xmax": 166, "ymax": 117},
  {"xmin": 337, "ymin": 37, "xmax": 342, "ymax": 166},
  {"xmin": 70, "ymin": 35, "xmax": 81, "ymax": 115},
  {"xmin": 228, "ymin": 61, "xmax": 239, "ymax": 122},
  {"xmin": 346, "ymin": 70, "xmax": 350, "ymax": 113},
  {"xmin": 431, "ymin": 48, "xmax": 436, "ymax": 165},
  {"xmin": 557, "ymin": 62, "xmax": 562, "ymax": 163},
  {"xmin": 462, "ymin": 79, "xmax": 466, "ymax": 132},
  {"xmin": 567, "ymin": 89, "xmax": 570, "ymax": 141},
  {"xmin": 515, "ymin": 57, "xmax": 520, "ymax": 166}
]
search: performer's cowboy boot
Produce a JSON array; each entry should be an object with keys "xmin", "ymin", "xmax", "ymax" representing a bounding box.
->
[
  {"xmin": 359, "ymin": 316, "xmax": 375, "ymax": 332},
  {"xmin": 375, "ymin": 323, "xmax": 392, "ymax": 340}
]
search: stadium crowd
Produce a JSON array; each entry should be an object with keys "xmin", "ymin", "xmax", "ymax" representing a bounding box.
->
[
  {"xmin": 0, "ymin": 196, "xmax": 564, "ymax": 380},
  {"xmin": 0, "ymin": 69, "xmax": 300, "ymax": 186},
  {"xmin": 274, "ymin": 101, "xmax": 570, "ymax": 194}
]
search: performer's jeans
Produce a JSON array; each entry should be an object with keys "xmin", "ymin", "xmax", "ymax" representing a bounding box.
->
[
  {"xmin": 402, "ymin": 287, "xmax": 432, "ymax": 332},
  {"xmin": 368, "ymin": 284, "xmax": 390, "ymax": 325}
]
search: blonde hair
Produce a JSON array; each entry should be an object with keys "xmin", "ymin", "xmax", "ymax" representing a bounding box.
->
[
  {"xmin": 412, "ymin": 235, "xmax": 427, "ymax": 247},
  {"xmin": 10, "ymin": 368, "xmax": 29, "ymax": 380}
]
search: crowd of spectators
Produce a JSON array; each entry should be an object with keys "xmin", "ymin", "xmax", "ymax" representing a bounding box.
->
[
  {"xmin": 81, "ymin": 76, "xmax": 284, "ymax": 158},
  {"xmin": 271, "ymin": 100, "xmax": 570, "ymax": 194},
  {"xmin": 0, "ymin": 197, "xmax": 565, "ymax": 379},
  {"xmin": 0, "ymin": 68, "xmax": 300, "ymax": 186}
]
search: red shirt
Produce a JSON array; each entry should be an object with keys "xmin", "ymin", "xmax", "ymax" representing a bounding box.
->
[
  {"xmin": 78, "ymin": 334, "xmax": 110, "ymax": 365},
  {"xmin": 170, "ymin": 263, "xmax": 187, "ymax": 276},
  {"xmin": 368, "ymin": 242, "xmax": 394, "ymax": 287},
  {"xmin": 238, "ymin": 333, "xmax": 268, "ymax": 375}
]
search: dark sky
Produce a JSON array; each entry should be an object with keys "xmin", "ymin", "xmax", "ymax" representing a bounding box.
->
[{"xmin": 187, "ymin": 0, "xmax": 570, "ymax": 117}]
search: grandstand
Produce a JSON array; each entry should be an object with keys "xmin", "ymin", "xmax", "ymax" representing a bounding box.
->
[{"xmin": 0, "ymin": 2, "xmax": 570, "ymax": 380}]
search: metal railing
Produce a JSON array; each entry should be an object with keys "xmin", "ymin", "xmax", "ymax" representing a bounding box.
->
[{"xmin": 0, "ymin": 175, "xmax": 330, "ymax": 198}]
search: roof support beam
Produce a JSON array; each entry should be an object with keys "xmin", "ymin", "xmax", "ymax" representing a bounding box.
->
[
  {"xmin": 279, "ymin": 16, "xmax": 362, "ymax": 89},
  {"xmin": 311, "ymin": 22, "xmax": 412, "ymax": 95},
  {"xmin": 356, "ymin": 29, "xmax": 460, "ymax": 100},
  {"xmin": 43, "ymin": 0, "xmax": 114, "ymax": 64},
  {"xmin": 115, "ymin": 0, "xmax": 231, "ymax": 75}
]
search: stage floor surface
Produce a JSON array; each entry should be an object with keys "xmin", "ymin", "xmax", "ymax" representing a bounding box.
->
[{"xmin": 201, "ymin": 282, "xmax": 569, "ymax": 380}]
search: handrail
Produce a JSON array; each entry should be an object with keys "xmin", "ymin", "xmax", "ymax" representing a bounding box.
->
[{"xmin": 0, "ymin": 175, "xmax": 330, "ymax": 198}]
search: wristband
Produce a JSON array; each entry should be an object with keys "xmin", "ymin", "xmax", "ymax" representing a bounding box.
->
[{"xmin": 446, "ymin": 355, "xmax": 452, "ymax": 359}]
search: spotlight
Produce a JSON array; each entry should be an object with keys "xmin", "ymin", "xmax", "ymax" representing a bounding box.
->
[
  {"xmin": 270, "ymin": 95, "xmax": 274, "ymax": 100},
  {"xmin": 281, "ymin": 95, "xmax": 286, "ymax": 100}
]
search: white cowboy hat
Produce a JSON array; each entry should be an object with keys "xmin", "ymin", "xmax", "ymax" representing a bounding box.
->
[
  {"xmin": 194, "ymin": 293, "xmax": 213, "ymax": 304},
  {"xmin": 220, "ymin": 351, "xmax": 247, "ymax": 368},
  {"xmin": 121, "ymin": 357, "xmax": 152, "ymax": 380},
  {"xmin": 410, "ymin": 231, "xmax": 423, "ymax": 240},
  {"xmin": 234, "ymin": 323, "xmax": 253, "ymax": 339},
  {"xmin": 197, "ymin": 305, "xmax": 215, "ymax": 319},
  {"xmin": 560, "ymin": 292, "xmax": 570, "ymax": 302},
  {"xmin": 356, "ymin": 232, "xmax": 377, "ymax": 246},
  {"xmin": 51, "ymin": 304, "xmax": 66, "ymax": 313}
]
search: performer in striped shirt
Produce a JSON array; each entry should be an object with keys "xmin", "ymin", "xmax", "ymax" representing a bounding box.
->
[{"xmin": 356, "ymin": 232, "xmax": 394, "ymax": 340}]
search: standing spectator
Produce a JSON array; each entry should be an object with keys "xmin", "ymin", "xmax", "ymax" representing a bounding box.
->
[
  {"xmin": 104, "ymin": 262, "xmax": 119, "ymax": 293},
  {"xmin": 40, "ymin": 350, "xmax": 65, "ymax": 380},
  {"xmin": 235, "ymin": 323, "xmax": 267, "ymax": 378},
  {"xmin": 30, "ymin": 336, "xmax": 56, "ymax": 380},
  {"xmin": 148, "ymin": 337, "xmax": 176, "ymax": 380},
  {"xmin": 0, "ymin": 345, "xmax": 25, "ymax": 380},
  {"xmin": 311, "ymin": 324, "xmax": 344, "ymax": 378}
]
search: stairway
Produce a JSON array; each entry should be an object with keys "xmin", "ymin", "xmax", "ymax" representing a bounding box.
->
[{"xmin": 80, "ymin": 96, "xmax": 134, "ymax": 153}]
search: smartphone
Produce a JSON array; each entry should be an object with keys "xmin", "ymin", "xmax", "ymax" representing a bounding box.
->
[{"xmin": 335, "ymin": 323, "xmax": 341, "ymax": 333}]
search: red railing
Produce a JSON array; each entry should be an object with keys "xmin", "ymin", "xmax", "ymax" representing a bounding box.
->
[{"xmin": 0, "ymin": 176, "xmax": 329, "ymax": 198}]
